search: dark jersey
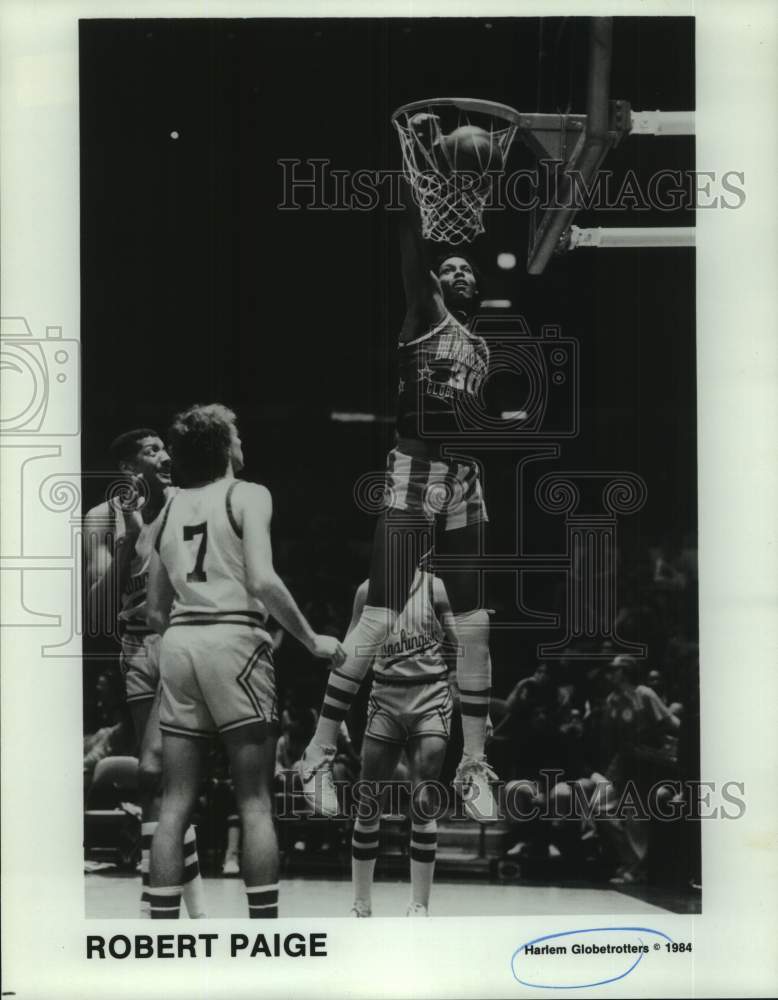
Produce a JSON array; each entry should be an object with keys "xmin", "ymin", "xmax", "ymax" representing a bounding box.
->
[{"xmin": 396, "ymin": 312, "xmax": 490, "ymax": 439}]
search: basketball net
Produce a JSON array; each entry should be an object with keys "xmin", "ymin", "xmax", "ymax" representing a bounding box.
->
[{"xmin": 393, "ymin": 103, "xmax": 517, "ymax": 245}]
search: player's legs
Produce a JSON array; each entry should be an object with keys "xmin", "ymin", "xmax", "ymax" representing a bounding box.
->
[
  {"xmin": 135, "ymin": 693, "xmax": 162, "ymax": 817},
  {"xmin": 300, "ymin": 512, "xmax": 427, "ymax": 814},
  {"xmin": 136, "ymin": 692, "xmax": 161, "ymax": 916},
  {"xmin": 406, "ymin": 733, "xmax": 448, "ymax": 915},
  {"xmin": 434, "ymin": 523, "xmax": 498, "ymax": 822},
  {"xmin": 222, "ymin": 724, "xmax": 280, "ymax": 918},
  {"xmin": 148, "ymin": 733, "xmax": 206, "ymax": 918},
  {"xmin": 351, "ymin": 734, "xmax": 404, "ymax": 916},
  {"xmin": 123, "ymin": 634, "xmax": 163, "ymax": 796},
  {"xmin": 137, "ymin": 692, "xmax": 207, "ymax": 918}
]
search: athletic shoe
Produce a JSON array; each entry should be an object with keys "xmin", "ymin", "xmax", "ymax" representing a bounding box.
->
[
  {"xmin": 453, "ymin": 756, "xmax": 500, "ymax": 823},
  {"xmin": 297, "ymin": 744, "xmax": 339, "ymax": 817},
  {"xmin": 221, "ymin": 856, "xmax": 240, "ymax": 876},
  {"xmin": 406, "ymin": 903, "xmax": 429, "ymax": 917},
  {"xmin": 350, "ymin": 900, "xmax": 372, "ymax": 918}
]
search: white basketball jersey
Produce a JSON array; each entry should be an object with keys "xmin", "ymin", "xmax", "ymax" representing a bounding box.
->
[
  {"xmin": 115, "ymin": 507, "xmax": 157, "ymax": 634},
  {"xmin": 155, "ymin": 477, "xmax": 267, "ymax": 628},
  {"xmin": 373, "ymin": 572, "xmax": 447, "ymax": 681}
]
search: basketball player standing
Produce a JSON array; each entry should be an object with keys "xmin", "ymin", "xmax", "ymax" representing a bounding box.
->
[
  {"xmin": 146, "ymin": 404, "xmax": 345, "ymax": 918},
  {"xmin": 349, "ymin": 571, "xmax": 459, "ymax": 917},
  {"xmin": 84, "ymin": 428, "xmax": 207, "ymax": 917}
]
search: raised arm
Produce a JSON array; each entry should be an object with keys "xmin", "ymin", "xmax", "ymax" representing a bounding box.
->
[
  {"xmin": 398, "ymin": 117, "xmax": 447, "ymax": 341},
  {"xmin": 432, "ymin": 575, "xmax": 460, "ymax": 677},
  {"xmin": 237, "ymin": 482, "xmax": 345, "ymax": 665},
  {"xmin": 147, "ymin": 548, "xmax": 175, "ymax": 635},
  {"xmin": 346, "ymin": 579, "xmax": 370, "ymax": 638},
  {"xmin": 83, "ymin": 503, "xmax": 140, "ymax": 635}
]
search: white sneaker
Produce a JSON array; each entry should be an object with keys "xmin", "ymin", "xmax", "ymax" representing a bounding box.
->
[
  {"xmin": 453, "ymin": 756, "xmax": 500, "ymax": 823},
  {"xmin": 297, "ymin": 744, "xmax": 339, "ymax": 817},
  {"xmin": 350, "ymin": 900, "xmax": 372, "ymax": 917},
  {"xmin": 406, "ymin": 902, "xmax": 429, "ymax": 917}
]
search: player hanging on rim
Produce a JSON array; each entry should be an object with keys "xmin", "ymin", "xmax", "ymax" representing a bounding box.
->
[
  {"xmin": 146, "ymin": 404, "xmax": 345, "ymax": 919},
  {"xmin": 299, "ymin": 114, "xmax": 499, "ymax": 823},
  {"xmin": 84, "ymin": 428, "xmax": 207, "ymax": 918},
  {"xmin": 349, "ymin": 570, "xmax": 459, "ymax": 917}
]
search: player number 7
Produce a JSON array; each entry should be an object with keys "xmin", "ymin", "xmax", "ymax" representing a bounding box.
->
[{"xmin": 183, "ymin": 522, "xmax": 208, "ymax": 582}]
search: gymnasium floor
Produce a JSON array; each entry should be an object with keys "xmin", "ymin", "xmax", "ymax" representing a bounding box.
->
[{"xmin": 85, "ymin": 873, "xmax": 694, "ymax": 919}]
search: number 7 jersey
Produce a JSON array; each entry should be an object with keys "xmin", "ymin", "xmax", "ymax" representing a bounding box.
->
[{"xmin": 154, "ymin": 477, "xmax": 268, "ymax": 629}]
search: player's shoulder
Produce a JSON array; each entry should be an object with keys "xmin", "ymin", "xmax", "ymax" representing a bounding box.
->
[
  {"xmin": 229, "ymin": 480, "xmax": 272, "ymax": 512},
  {"xmin": 84, "ymin": 500, "xmax": 114, "ymax": 528},
  {"xmin": 431, "ymin": 574, "xmax": 451, "ymax": 608}
]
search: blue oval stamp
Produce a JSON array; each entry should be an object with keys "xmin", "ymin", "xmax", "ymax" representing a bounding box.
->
[{"xmin": 511, "ymin": 926, "xmax": 674, "ymax": 990}]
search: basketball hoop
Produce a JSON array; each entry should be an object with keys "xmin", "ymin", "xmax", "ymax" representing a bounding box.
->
[{"xmin": 392, "ymin": 98, "xmax": 520, "ymax": 245}]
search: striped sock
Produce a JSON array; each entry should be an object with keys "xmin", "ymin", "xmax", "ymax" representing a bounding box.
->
[
  {"xmin": 140, "ymin": 822, "xmax": 156, "ymax": 918},
  {"xmin": 148, "ymin": 885, "xmax": 182, "ymax": 919},
  {"xmin": 246, "ymin": 882, "xmax": 279, "ymax": 919},
  {"xmin": 455, "ymin": 611, "xmax": 492, "ymax": 759},
  {"xmin": 181, "ymin": 825, "xmax": 207, "ymax": 918},
  {"xmin": 351, "ymin": 818, "xmax": 381, "ymax": 908},
  {"xmin": 410, "ymin": 821, "xmax": 437, "ymax": 908},
  {"xmin": 459, "ymin": 685, "xmax": 491, "ymax": 758},
  {"xmin": 310, "ymin": 607, "xmax": 395, "ymax": 751},
  {"xmin": 318, "ymin": 669, "xmax": 362, "ymax": 731}
]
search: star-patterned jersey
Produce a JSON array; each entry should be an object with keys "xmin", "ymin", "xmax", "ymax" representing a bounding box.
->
[
  {"xmin": 155, "ymin": 478, "xmax": 268, "ymax": 630},
  {"xmin": 396, "ymin": 311, "xmax": 490, "ymax": 439},
  {"xmin": 373, "ymin": 573, "xmax": 448, "ymax": 682}
]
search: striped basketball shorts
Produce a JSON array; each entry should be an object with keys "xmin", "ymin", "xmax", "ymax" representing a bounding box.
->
[
  {"xmin": 159, "ymin": 624, "xmax": 278, "ymax": 739},
  {"xmin": 365, "ymin": 675, "xmax": 453, "ymax": 746},
  {"xmin": 119, "ymin": 631, "xmax": 161, "ymax": 704},
  {"xmin": 384, "ymin": 446, "xmax": 488, "ymax": 531}
]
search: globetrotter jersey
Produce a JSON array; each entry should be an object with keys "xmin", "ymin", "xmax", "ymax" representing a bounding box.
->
[
  {"xmin": 396, "ymin": 310, "xmax": 490, "ymax": 439},
  {"xmin": 373, "ymin": 574, "xmax": 448, "ymax": 682},
  {"xmin": 155, "ymin": 478, "xmax": 267, "ymax": 629},
  {"xmin": 115, "ymin": 509, "xmax": 158, "ymax": 637}
]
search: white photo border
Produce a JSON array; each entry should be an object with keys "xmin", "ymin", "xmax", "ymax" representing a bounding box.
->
[{"xmin": 1, "ymin": 1, "xmax": 776, "ymax": 997}]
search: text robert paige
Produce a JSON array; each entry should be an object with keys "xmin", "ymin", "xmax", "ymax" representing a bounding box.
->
[{"xmin": 87, "ymin": 933, "xmax": 327, "ymax": 960}]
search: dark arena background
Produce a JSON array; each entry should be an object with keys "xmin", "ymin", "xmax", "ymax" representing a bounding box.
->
[{"xmin": 80, "ymin": 17, "xmax": 700, "ymax": 916}]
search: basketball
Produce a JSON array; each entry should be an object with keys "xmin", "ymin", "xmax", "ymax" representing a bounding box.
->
[{"xmin": 439, "ymin": 124, "xmax": 498, "ymax": 174}]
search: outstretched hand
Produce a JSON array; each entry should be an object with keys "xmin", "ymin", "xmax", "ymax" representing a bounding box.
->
[
  {"xmin": 115, "ymin": 475, "xmax": 145, "ymax": 541},
  {"xmin": 408, "ymin": 112, "xmax": 443, "ymax": 145},
  {"xmin": 310, "ymin": 634, "xmax": 347, "ymax": 668}
]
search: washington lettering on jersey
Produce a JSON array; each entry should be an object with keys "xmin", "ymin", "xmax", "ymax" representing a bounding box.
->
[
  {"xmin": 155, "ymin": 478, "xmax": 268, "ymax": 631},
  {"xmin": 373, "ymin": 573, "xmax": 447, "ymax": 682},
  {"xmin": 381, "ymin": 626, "xmax": 439, "ymax": 659}
]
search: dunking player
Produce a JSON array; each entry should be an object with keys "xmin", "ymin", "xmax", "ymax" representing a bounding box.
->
[
  {"xmin": 84, "ymin": 429, "xmax": 206, "ymax": 917},
  {"xmin": 146, "ymin": 404, "xmax": 345, "ymax": 918},
  {"xmin": 300, "ymin": 138, "xmax": 497, "ymax": 822},
  {"xmin": 349, "ymin": 570, "xmax": 458, "ymax": 917}
]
